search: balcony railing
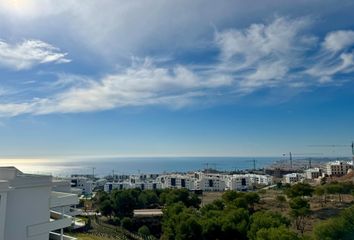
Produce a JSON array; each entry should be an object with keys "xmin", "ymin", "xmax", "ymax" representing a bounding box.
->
[{"xmin": 49, "ymin": 232, "xmax": 77, "ymax": 240}]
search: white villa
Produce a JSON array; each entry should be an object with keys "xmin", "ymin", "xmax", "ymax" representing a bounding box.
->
[{"xmin": 0, "ymin": 167, "xmax": 78, "ymax": 240}]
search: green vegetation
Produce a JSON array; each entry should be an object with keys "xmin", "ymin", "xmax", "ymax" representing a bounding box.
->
[
  {"xmin": 312, "ymin": 206, "xmax": 354, "ymax": 240},
  {"xmin": 82, "ymin": 181, "xmax": 354, "ymax": 240},
  {"xmin": 161, "ymin": 191, "xmax": 294, "ymax": 240}
]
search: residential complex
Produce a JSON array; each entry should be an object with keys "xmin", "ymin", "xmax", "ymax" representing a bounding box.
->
[
  {"xmin": 104, "ymin": 171, "xmax": 273, "ymax": 192},
  {"xmin": 0, "ymin": 167, "xmax": 79, "ymax": 240}
]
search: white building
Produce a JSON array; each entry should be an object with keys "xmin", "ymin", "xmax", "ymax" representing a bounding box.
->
[
  {"xmin": 326, "ymin": 161, "xmax": 353, "ymax": 176},
  {"xmin": 157, "ymin": 174, "xmax": 195, "ymax": 190},
  {"xmin": 70, "ymin": 177, "xmax": 93, "ymax": 195},
  {"xmin": 194, "ymin": 173, "xmax": 226, "ymax": 191},
  {"xmin": 195, "ymin": 177, "xmax": 226, "ymax": 191},
  {"xmin": 0, "ymin": 167, "xmax": 78, "ymax": 240},
  {"xmin": 244, "ymin": 174, "xmax": 273, "ymax": 185},
  {"xmin": 284, "ymin": 173, "xmax": 303, "ymax": 184},
  {"xmin": 104, "ymin": 181, "xmax": 162, "ymax": 192},
  {"xmin": 304, "ymin": 168, "xmax": 321, "ymax": 179},
  {"xmin": 227, "ymin": 175, "xmax": 250, "ymax": 191}
]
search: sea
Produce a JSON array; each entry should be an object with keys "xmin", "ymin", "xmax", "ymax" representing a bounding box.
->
[{"xmin": 0, "ymin": 157, "xmax": 282, "ymax": 177}]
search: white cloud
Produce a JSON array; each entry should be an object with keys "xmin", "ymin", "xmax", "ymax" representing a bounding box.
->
[
  {"xmin": 1, "ymin": 16, "xmax": 354, "ymax": 117},
  {"xmin": 0, "ymin": 59, "xmax": 231, "ymax": 116},
  {"xmin": 323, "ymin": 30, "xmax": 354, "ymax": 52},
  {"xmin": 0, "ymin": 39, "xmax": 70, "ymax": 70},
  {"xmin": 215, "ymin": 16, "xmax": 315, "ymax": 91}
]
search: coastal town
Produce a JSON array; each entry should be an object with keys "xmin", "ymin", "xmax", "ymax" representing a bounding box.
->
[
  {"xmin": 1, "ymin": 156, "xmax": 354, "ymax": 239},
  {"xmin": 1, "ymin": 1, "xmax": 354, "ymax": 239}
]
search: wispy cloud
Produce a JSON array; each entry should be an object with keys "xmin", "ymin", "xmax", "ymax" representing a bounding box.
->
[
  {"xmin": 0, "ymin": 16, "xmax": 354, "ymax": 117},
  {"xmin": 323, "ymin": 30, "xmax": 354, "ymax": 52},
  {"xmin": 0, "ymin": 39, "xmax": 70, "ymax": 70}
]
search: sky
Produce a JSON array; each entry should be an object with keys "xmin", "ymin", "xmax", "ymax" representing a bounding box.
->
[{"xmin": 0, "ymin": 0, "xmax": 354, "ymax": 158}]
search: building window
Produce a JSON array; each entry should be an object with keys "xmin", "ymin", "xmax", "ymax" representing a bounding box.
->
[
  {"xmin": 181, "ymin": 179, "xmax": 186, "ymax": 188},
  {"xmin": 171, "ymin": 178, "xmax": 176, "ymax": 186}
]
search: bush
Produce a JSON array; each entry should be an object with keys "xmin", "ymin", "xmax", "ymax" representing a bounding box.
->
[
  {"xmin": 121, "ymin": 217, "xmax": 133, "ymax": 231},
  {"xmin": 138, "ymin": 225, "xmax": 151, "ymax": 236}
]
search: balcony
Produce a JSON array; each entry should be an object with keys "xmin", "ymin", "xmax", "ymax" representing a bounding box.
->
[
  {"xmin": 27, "ymin": 218, "xmax": 72, "ymax": 238},
  {"xmin": 50, "ymin": 191, "xmax": 79, "ymax": 208},
  {"xmin": 50, "ymin": 232, "xmax": 77, "ymax": 240}
]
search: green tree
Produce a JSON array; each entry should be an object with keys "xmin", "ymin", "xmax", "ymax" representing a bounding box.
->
[
  {"xmin": 289, "ymin": 197, "xmax": 310, "ymax": 233},
  {"xmin": 138, "ymin": 190, "xmax": 159, "ymax": 208},
  {"xmin": 99, "ymin": 199, "xmax": 113, "ymax": 218},
  {"xmin": 111, "ymin": 190, "xmax": 137, "ymax": 217},
  {"xmin": 138, "ymin": 225, "xmax": 151, "ymax": 237},
  {"xmin": 160, "ymin": 188, "xmax": 200, "ymax": 207},
  {"xmin": 220, "ymin": 208, "xmax": 249, "ymax": 239},
  {"xmin": 222, "ymin": 190, "xmax": 240, "ymax": 203},
  {"xmin": 255, "ymin": 226, "xmax": 299, "ymax": 240},
  {"xmin": 313, "ymin": 206, "xmax": 354, "ymax": 240},
  {"xmin": 248, "ymin": 211, "xmax": 290, "ymax": 240},
  {"xmin": 314, "ymin": 186, "xmax": 326, "ymax": 206},
  {"xmin": 244, "ymin": 192, "xmax": 260, "ymax": 212},
  {"xmin": 121, "ymin": 217, "xmax": 133, "ymax": 231},
  {"xmin": 285, "ymin": 183, "xmax": 314, "ymax": 199},
  {"xmin": 175, "ymin": 216, "xmax": 202, "ymax": 240}
]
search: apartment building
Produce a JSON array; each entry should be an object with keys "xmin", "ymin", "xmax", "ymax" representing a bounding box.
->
[
  {"xmin": 284, "ymin": 173, "xmax": 303, "ymax": 184},
  {"xmin": 195, "ymin": 176, "xmax": 226, "ymax": 191},
  {"xmin": 0, "ymin": 167, "xmax": 78, "ymax": 240},
  {"xmin": 157, "ymin": 174, "xmax": 195, "ymax": 190},
  {"xmin": 244, "ymin": 174, "xmax": 273, "ymax": 185},
  {"xmin": 326, "ymin": 161, "xmax": 353, "ymax": 176},
  {"xmin": 104, "ymin": 181, "xmax": 162, "ymax": 192},
  {"xmin": 227, "ymin": 175, "xmax": 250, "ymax": 191},
  {"xmin": 70, "ymin": 177, "xmax": 93, "ymax": 195},
  {"xmin": 304, "ymin": 168, "xmax": 322, "ymax": 179}
]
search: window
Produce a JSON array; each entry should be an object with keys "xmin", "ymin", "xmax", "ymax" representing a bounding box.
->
[
  {"xmin": 181, "ymin": 179, "xmax": 186, "ymax": 187},
  {"xmin": 208, "ymin": 179, "xmax": 213, "ymax": 187},
  {"xmin": 171, "ymin": 178, "xmax": 176, "ymax": 186}
]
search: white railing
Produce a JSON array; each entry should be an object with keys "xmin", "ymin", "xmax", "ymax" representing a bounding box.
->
[{"xmin": 49, "ymin": 232, "xmax": 77, "ymax": 240}]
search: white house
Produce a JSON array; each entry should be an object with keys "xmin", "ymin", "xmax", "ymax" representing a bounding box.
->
[{"xmin": 0, "ymin": 167, "xmax": 78, "ymax": 240}]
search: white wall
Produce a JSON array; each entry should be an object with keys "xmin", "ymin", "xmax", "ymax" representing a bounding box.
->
[{"xmin": 5, "ymin": 186, "xmax": 51, "ymax": 240}]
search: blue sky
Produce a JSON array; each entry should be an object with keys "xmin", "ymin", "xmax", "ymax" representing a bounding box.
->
[{"xmin": 0, "ymin": 0, "xmax": 354, "ymax": 158}]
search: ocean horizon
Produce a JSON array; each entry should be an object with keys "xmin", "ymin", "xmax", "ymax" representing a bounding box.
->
[{"xmin": 0, "ymin": 157, "xmax": 283, "ymax": 177}]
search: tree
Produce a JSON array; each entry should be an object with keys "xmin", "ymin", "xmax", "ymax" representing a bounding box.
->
[
  {"xmin": 314, "ymin": 186, "xmax": 326, "ymax": 207},
  {"xmin": 244, "ymin": 192, "xmax": 260, "ymax": 212},
  {"xmin": 111, "ymin": 190, "xmax": 137, "ymax": 217},
  {"xmin": 313, "ymin": 206, "xmax": 354, "ymax": 240},
  {"xmin": 138, "ymin": 190, "xmax": 159, "ymax": 208},
  {"xmin": 285, "ymin": 183, "xmax": 314, "ymax": 199},
  {"xmin": 99, "ymin": 199, "xmax": 113, "ymax": 218},
  {"xmin": 222, "ymin": 190, "xmax": 240, "ymax": 203},
  {"xmin": 276, "ymin": 195, "xmax": 286, "ymax": 210},
  {"xmin": 289, "ymin": 197, "xmax": 310, "ymax": 234},
  {"xmin": 161, "ymin": 203, "xmax": 202, "ymax": 240},
  {"xmin": 220, "ymin": 208, "xmax": 249, "ymax": 239},
  {"xmin": 138, "ymin": 225, "xmax": 151, "ymax": 237},
  {"xmin": 175, "ymin": 216, "xmax": 202, "ymax": 240},
  {"xmin": 121, "ymin": 217, "xmax": 133, "ymax": 231},
  {"xmin": 160, "ymin": 189, "xmax": 200, "ymax": 208},
  {"xmin": 255, "ymin": 226, "xmax": 300, "ymax": 240},
  {"xmin": 248, "ymin": 211, "xmax": 290, "ymax": 240}
]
